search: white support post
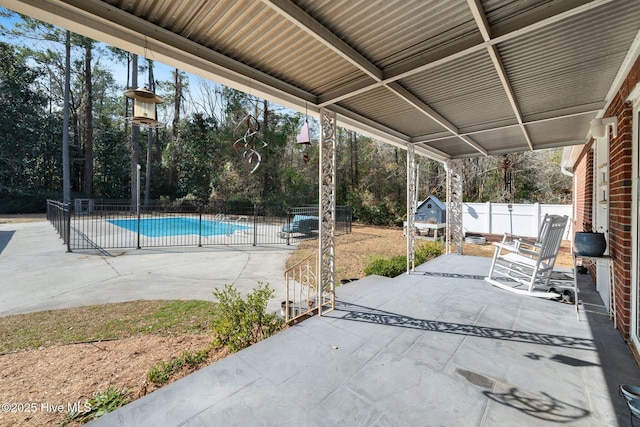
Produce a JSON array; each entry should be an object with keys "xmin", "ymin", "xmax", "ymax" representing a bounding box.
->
[
  {"xmin": 407, "ymin": 144, "xmax": 416, "ymax": 273},
  {"xmin": 446, "ymin": 160, "xmax": 464, "ymax": 255},
  {"xmin": 318, "ymin": 108, "xmax": 336, "ymax": 316}
]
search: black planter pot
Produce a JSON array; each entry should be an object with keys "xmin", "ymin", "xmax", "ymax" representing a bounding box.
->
[{"xmin": 574, "ymin": 232, "xmax": 607, "ymax": 257}]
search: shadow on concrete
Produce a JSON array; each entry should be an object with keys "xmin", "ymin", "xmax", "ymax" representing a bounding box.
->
[
  {"xmin": 484, "ymin": 387, "xmax": 590, "ymax": 422},
  {"xmin": 335, "ymin": 301, "xmax": 595, "ymax": 350},
  {"xmin": 577, "ymin": 269, "xmax": 640, "ymax": 426},
  {"xmin": 0, "ymin": 230, "xmax": 15, "ymax": 255}
]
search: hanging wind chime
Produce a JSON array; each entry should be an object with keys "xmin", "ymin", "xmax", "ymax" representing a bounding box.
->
[
  {"xmin": 232, "ymin": 112, "xmax": 268, "ymax": 174},
  {"xmin": 296, "ymin": 103, "xmax": 311, "ymax": 163}
]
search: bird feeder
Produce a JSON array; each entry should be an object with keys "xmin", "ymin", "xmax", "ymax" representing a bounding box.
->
[{"xmin": 124, "ymin": 86, "xmax": 164, "ymax": 127}]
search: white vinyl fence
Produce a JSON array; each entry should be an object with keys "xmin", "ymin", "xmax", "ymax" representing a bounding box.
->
[{"xmin": 463, "ymin": 203, "xmax": 573, "ymax": 240}]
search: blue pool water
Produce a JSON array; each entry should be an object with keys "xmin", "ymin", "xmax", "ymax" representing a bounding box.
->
[{"xmin": 107, "ymin": 217, "xmax": 250, "ymax": 238}]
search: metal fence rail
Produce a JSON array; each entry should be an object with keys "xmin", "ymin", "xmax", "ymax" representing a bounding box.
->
[
  {"xmin": 46, "ymin": 199, "xmax": 71, "ymax": 252},
  {"xmin": 46, "ymin": 200, "xmax": 352, "ymax": 251}
]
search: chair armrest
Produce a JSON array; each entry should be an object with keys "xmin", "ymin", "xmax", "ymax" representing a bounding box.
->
[{"xmin": 493, "ymin": 233, "xmax": 523, "ymax": 253}]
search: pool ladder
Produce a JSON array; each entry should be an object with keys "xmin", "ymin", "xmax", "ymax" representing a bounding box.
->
[
  {"xmin": 232, "ymin": 216, "xmax": 249, "ymax": 235},
  {"xmin": 217, "ymin": 215, "xmax": 249, "ymax": 235}
]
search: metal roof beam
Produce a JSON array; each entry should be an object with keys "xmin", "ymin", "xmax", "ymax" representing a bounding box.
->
[
  {"xmin": 467, "ymin": 0, "xmax": 533, "ymax": 150},
  {"xmin": 261, "ymin": 0, "xmax": 384, "ymax": 82},
  {"xmin": 413, "ymin": 105, "xmax": 601, "ymax": 144},
  {"xmin": 387, "ymin": 83, "xmax": 488, "ymax": 156},
  {"xmin": 320, "ymin": 35, "xmax": 485, "ymax": 106},
  {"xmin": 317, "ymin": 76, "xmax": 381, "ymax": 107},
  {"xmin": 491, "ymin": 0, "xmax": 614, "ymax": 40},
  {"xmin": 486, "ymin": 45, "xmax": 534, "ymax": 150},
  {"xmin": 331, "ymin": 105, "xmax": 450, "ymax": 162},
  {"xmin": 317, "ymin": 0, "xmax": 614, "ymax": 107}
]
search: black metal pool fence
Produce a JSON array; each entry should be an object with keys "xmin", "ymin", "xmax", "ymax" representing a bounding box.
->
[{"xmin": 46, "ymin": 199, "xmax": 352, "ymax": 251}]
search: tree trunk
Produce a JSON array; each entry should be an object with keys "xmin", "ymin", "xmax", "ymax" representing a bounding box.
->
[
  {"xmin": 144, "ymin": 59, "xmax": 154, "ymax": 205},
  {"xmin": 350, "ymin": 131, "xmax": 358, "ymax": 188},
  {"xmin": 82, "ymin": 42, "xmax": 93, "ymax": 196},
  {"xmin": 262, "ymin": 99, "xmax": 269, "ymax": 197},
  {"xmin": 168, "ymin": 68, "xmax": 182, "ymax": 188},
  {"xmin": 62, "ymin": 30, "xmax": 71, "ymax": 204},
  {"xmin": 130, "ymin": 54, "xmax": 139, "ymax": 210}
]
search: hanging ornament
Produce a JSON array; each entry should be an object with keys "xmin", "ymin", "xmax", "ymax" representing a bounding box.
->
[
  {"xmin": 232, "ymin": 114, "xmax": 267, "ymax": 174},
  {"xmin": 296, "ymin": 102, "xmax": 311, "ymax": 145},
  {"xmin": 296, "ymin": 120, "xmax": 310, "ymax": 145}
]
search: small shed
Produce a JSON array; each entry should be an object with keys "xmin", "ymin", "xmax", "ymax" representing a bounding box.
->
[{"xmin": 416, "ymin": 196, "xmax": 446, "ymax": 223}]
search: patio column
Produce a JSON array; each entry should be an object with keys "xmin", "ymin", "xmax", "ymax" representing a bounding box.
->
[
  {"xmin": 406, "ymin": 143, "xmax": 416, "ymax": 272},
  {"xmin": 446, "ymin": 160, "xmax": 464, "ymax": 255},
  {"xmin": 318, "ymin": 108, "xmax": 336, "ymax": 315}
]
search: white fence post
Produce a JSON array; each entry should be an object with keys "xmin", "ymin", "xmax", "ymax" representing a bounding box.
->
[{"xmin": 485, "ymin": 201, "xmax": 492, "ymax": 234}]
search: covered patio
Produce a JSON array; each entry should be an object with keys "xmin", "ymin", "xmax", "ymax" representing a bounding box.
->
[
  {"xmin": 2, "ymin": 1, "xmax": 640, "ymax": 425},
  {"xmin": 88, "ymin": 255, "xmax": 640, "ymax": 426}
]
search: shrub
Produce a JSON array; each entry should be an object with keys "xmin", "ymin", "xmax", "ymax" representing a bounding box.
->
[
  {"xmin": 364, "ymin": 241, "xmax": 444, "ymax": 278},
  {"xmin": 0, "ymin": 191, "xmax": 62, "ymax": 214},
  {"xmin": 211, "ymin": 283, "xmax": 284, "ymax": 353},
  {"xmin": 415, "ymin": 241, "xmax": 444, "ymax": 264},
  {"xmin": 364, "ymin": 255, "xmax": 407, "ymax": 278}
]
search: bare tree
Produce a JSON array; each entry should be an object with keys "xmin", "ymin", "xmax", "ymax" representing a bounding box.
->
[
  {"xmin": 82, "ymin": 38, "xmax": 93, "ymax": 196},
  {"xmin": 62, "ymin": 30, "xmax": 71, "ymax": 203}
]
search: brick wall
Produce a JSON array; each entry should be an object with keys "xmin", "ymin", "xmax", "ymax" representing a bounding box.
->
[
  {"xmin": 607, "ymin": 100, "xmax": 633, "ymax": 337},
  {"xmin": 574, "ymin": 148, "xmax": 593, "ymax": 233},
  {"xmin": 574, "ymin": 55, "xmax": 640, "ymax": 338}
]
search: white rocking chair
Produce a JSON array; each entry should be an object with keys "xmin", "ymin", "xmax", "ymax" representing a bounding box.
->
[{"xmin": 484, "ymin": 214, "xmax": 569, "ymax": 298}]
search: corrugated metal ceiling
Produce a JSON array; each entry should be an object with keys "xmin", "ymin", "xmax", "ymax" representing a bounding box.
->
[{"xmin": 3, "ymin": 0, "xmax": 639, "ymax": 161}]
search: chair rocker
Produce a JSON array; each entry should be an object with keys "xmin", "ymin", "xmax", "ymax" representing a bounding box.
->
[{"xmin": 484, "ymin": 214, "xmax": 568, "ymax": 298}]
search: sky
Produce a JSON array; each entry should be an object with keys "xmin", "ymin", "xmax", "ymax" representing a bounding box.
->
[{"xmin": 0, "ymin": 7, "xmax": 176, "ymax": 85}]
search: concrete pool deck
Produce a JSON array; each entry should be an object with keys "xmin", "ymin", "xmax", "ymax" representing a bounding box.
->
[{"xmin": 0, "ymin": 220, "xmax": 296, "ymax": 315}]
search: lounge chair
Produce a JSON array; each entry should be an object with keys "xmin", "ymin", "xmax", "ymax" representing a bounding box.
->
[{"xmin": 279, "ymin": 214, "xmax": 319, "ymax": 238}]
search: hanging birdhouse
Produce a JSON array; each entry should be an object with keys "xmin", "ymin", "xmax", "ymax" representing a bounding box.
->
[
  {"xmin": 124, "ymin": 86, "xmax": 164, "ymax": 126},
  {"xmin": 296, "ymin": 119, "xmax": 310, "ymax": 144}
]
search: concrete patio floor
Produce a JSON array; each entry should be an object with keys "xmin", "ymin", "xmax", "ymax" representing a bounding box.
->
[{"xmin": 87, "ymin": 253, "xmax": 640, "ymax": 426}]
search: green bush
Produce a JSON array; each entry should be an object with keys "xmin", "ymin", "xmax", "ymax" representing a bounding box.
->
[
  {"xmin": 415, "ymin": 241, "xmax": 444, "ymax": 264},
  {"xmin": 212, "ymin": 283, "xmax": 284, "ymax": 353},
  {"xmin": 364, "ymin": 255, "xmax": 407, "ymax": 278},
  {"xmin": 364, "ymin": 241, "xmax": 444, "ymax": 278},
  {"xmin": 0, "ymin": 191, "xmax": 62, "ymax": 214}
]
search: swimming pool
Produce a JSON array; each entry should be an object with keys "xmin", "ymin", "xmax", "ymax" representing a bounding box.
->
[{"xmin": 107, "ymin": 217, "xmax": 250, "ymax": 238}]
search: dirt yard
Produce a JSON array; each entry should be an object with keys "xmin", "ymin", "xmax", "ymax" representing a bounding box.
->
[
  {"xmin": 0, "ymin": 218, "xmax": 573, "ymax": 425},
  {"xmin": 0, "ymin": 334, "xmax": 229, "ymax": 426}
]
